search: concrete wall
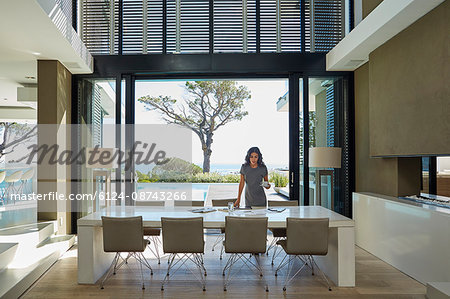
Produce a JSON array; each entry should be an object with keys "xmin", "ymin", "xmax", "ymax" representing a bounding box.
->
[
  {"xmin": 369, "ymin": 1, "xmax": 450, "ymax": 157},
  {"xmin": 354, "ymin": 1, "xmax": 449, "ymax": 197},
  {"xmin": 355, "ymin": 63, "xmax": 398, "ymax": 196},
  {"xmin": 37, "ymin": 60, "xmax": 72, "ymax": 235},
  {"xmin": 355, "ymin": 63, "xmax": 421, "ymax": 197},
  {"xmin": 362, "ymin": 0, "xmax": 383, "ymax": 19}
]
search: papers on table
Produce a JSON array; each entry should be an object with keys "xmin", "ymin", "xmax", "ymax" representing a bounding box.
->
[{"xmin": 189, "ymin": 208, "xmax": 216, "ymax": 213}]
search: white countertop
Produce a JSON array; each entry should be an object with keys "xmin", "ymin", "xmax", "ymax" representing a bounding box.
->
[
  {"xmin": 77, "ymin": 205, "xmax": 354, "ymax": 229},
  {"xmin": 358, "ymin": 192, "xmax": 450, "ymax": 215}
]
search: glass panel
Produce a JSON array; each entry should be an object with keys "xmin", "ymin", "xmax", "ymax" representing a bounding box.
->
[
  {"xmin": 135, "ymin": 79, "xmax": 289, "ymax": 207},
  {"xmin": 437, "ymin": 156, "xmax": 450, "ymax": 197},
  {"xmin": 77, "ymin": 78, "xmax": 117, "ymax": 214},
  {"xmin": 298, "ymin": 78, "xmax": 305, "ymax": 205},
  {"xmin": 421, "ymin": 157, "xmax": 430, "ymax": 194},
  {"xmin": 308, "ymin": 77, "xmax": 339, "ymax": 210},
  {"xmin": 0, "ymin": 89, "xmax": 37, "ymax": 216}
]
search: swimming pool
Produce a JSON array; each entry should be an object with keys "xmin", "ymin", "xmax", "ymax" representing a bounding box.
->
[{"xmin": 137, "ymin": 182, "xmax": 238, "ymax": 200}]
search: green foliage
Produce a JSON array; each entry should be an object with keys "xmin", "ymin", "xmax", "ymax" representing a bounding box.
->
[
  {"xmin": 136, "ymin": 170, "xmax": 158, "ymax": 183},
  {"xmin": 137, "ymin": 170, "xmax": 240, "ymax": 183},
  {"xmin": 191, "ymin": 172, "xmax": 240, "ymax": 183},
  {"xmin": 136, "ymin": 157, "xmax": 241, "ymax": 183},
  {"xmin": 269, "ymin": 171, "xmax": 289, "ymax": 187},
  {"xmin": 152, "ymin": 157, "xmax": 202, "ymax": 176}
]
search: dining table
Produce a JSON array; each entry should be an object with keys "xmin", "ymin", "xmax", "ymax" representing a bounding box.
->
[{"xmin": 77, "ymin": 205, "xmax": 355, "ymax": 287}]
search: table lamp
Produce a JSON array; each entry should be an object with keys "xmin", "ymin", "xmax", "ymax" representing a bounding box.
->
[
  {"xmin": 309, "ymin": 147, "xmax": 341, "ymax": 209},
  {"xmin": 85, "ymin": 147, "xmax": 118, "ymax": 211}
]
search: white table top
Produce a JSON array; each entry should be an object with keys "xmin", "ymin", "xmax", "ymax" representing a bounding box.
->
[{"xmin": 77, "ymin": 206, "xmax": 354, "ymax": 228}]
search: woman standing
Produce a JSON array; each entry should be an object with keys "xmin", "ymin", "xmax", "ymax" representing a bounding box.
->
[{"xmin": 235, "ymin": 147, "xmax": 271, "ymax": 208}]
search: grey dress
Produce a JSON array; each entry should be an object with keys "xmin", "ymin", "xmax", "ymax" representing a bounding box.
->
[{"xmin": 240, "ymin": 164, "xmax": 268, "ymax": 207}]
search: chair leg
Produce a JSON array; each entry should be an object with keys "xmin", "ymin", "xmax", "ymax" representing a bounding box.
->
[
  {"xmin": 283, "ymin": 255, "xmax": 307, "ymax": 292},
  {"xmin": 193, "ymin": 253, "xmax": 207, "ymax": 276},
  {"xmin": 135, "ymin": 252, "xmax": 153, "ymax": 275},
  {"xmin": 211, "ymin": 234, "xmax": 223, "ymax": 251},
  {"xmin": 254, "ymin": 254, "xmax": 269, "ymax": 292},
  {"xmin": 162, "ymin": 253, "xmax": 207, "ymax": 291},
  {"xmin": 219, "ymin": 243, "xmax": 224, "ymax": 260},
  {"xmin": 275, "ymin": 253, "xmax": 288, "ymax": 276},
  {"xmin": 266, "ymin": 237, "xmax": 280, "ymax": 255},
  {"xmin": 223, "ymin": 254, "xmax": 247, "ymax": 291},
  {"xmin": 188, "ymin": 253, "xmax": 206, "ymax": 291},
  {"xmin": 137, "ymin": 253, "xmax": 145, "ymax": 289},
  {"xmin": 145, "ymin": 236, "xmax": 161, "ymax": 264},
  {"xmin": 271, "ymin": 243, "xmax": 282, "ymax": 265},
  {"xmin": 161, "ymin": 254, "xmax": 176, "ymax": 290},
  {"xmin": 4, "ymin": 183, "xmax": 13, "ymax": 204},
  {"xmin": 223, "ymin": 253, "xmax": 268, "ymax": 292},
  {"xmin": 153, "ymin": 236, "xmax": 161, "ymax": 264},
  {"xmin": 100, "ymin": 253, "xmax": 119, "ymax": 289},
  {"xmin": 311, "ymin": 256, "xmax": 332, "ymax": 291}
]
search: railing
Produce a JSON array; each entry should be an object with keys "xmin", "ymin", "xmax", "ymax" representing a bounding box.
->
[{"xmin": 79, "ymin": 0, "xmax": 348, "ymax": 55}]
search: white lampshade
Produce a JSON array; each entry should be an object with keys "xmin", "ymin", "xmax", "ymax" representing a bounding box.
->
[
  {"xmin": 85, "ymin": 147, "xmax": 118, "ymax": 168},
  {"xmin": 309, "ymin": 147, "xmax": 342, "ymax": 168}
]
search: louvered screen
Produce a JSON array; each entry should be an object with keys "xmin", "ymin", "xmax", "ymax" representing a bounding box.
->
[
  {"xmin": 92, "ymin": 85, "xmax": 103, "ymax": 146},
  {"xmin": 80, "ymin": 0, "xmax": 345, "ymax": 54},
  {"xmin": 213, "ymin": 0, "xmax": 244, "ymax": 53},
  {"xmin": 167, "ymin": 0, "xmax": 209, "ymax": 53},
  {"xmin": 56, "ymin": 0, "xmax": 73, "ymax": 27},
  {"xmin": 280, "ymin": 0, "xmax": 301, "ymax": 52},
  {"xmin": 314, "ymin": 0, "xmax": 343, "ymax": 52},
  {"xmin": 260, "ymin": 0, "xmax": 276, "ymax": 52},
  {"xmin": 326, "ymin": 85, "xmax": 335, "ymax": 147},
  {"xmin": 304, "ymin": 0, "xmax": 311, "ymax": 51},
  {"xmin": 247, "ymin": 0, "xmax": 257, "ymax": 52},
  {"xmin": 147, "ymin": 0, "xmax": 164, "ymax": 53},
  {"xmin": 307, "ymin": 0, "xmax": 344, "ymax": 52},
  {"xmin": 81, "ymin": 0, "xmax": 119, "ymax": 55},
  {"xmin": 123, "ymin": 0, "xmax": 144, "ymax": 53}
]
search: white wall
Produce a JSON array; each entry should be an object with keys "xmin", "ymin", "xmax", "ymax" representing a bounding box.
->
[{"xmin": 353, "ymin": 192, "xmax": 450, "ymax": 284}]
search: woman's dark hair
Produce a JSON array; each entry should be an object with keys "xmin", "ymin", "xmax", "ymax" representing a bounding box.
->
[{"xmin": 244, "ymin": 147, "xmax": 265, "ymax": 166}]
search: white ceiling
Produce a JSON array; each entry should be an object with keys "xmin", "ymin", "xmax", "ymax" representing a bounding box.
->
[
  {"xmin": 0, "ymin": 0, "xmax": 93, "ymax": 109},
  {"xmin": 0, "ymin": 0, "xmax": 93, "ymax": 120},
  {"xmin": 326, "ymin": 0, "xmax": 445, "ymax": 71}
]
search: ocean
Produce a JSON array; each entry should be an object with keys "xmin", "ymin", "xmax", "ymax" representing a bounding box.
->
[
  {"xmin": 197, "ymin": 163, "xmax": 288, "ymax": 175},
  {"xmin": 135, "ymin": 163, "xmax": 288, "ymax": 175}
]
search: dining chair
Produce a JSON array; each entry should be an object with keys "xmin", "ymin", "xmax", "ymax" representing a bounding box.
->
[
  {"xmin": 135, "ymin": 200, "xmax": 165, "ymax": 206},
  {"xmin": 4, "ymin": 171, "xmax": 23, "ymax": 204},
  {"xmin": 266, "ymin": 200, "xmax": 298, "ymax": 265},
  {"xmin": 222, "ymin": 216, "xmax": 269, "ymax": 292},
  {"xmin": 135, "ymin": 200, "xmax": 165, "ymax": 264},
  {"xmin": 101, "ymin": 216, "xmax": 153, "ymax": 290},
  {"xmin": 211, "ymin": 198, "xmax": 237, "ymax": 259},
  {"xmin": 18, "ymin": 168, "xmax": 34, "ymax": 194},
  {"xmin": 174, "ymin": 200, "xmax": 204, "ymax": 207},
  {"xmin": 275, "ymin": 217, "xmax": 332, "ymax": 292},
  {"xmin": 161, "ymin": 217, "xmax": 206, "ymax": 291}
]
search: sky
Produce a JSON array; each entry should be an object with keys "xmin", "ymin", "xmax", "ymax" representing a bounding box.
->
[{"xmin": 134, "ymin": 79, "xmax": 289, "ymax": 167}]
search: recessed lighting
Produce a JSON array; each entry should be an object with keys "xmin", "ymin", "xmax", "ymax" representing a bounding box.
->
[
  {"xmin": 25, "ymin": 76, "xmax": 36, "ymax": 79},
  {"xmin": 32, "ymin": 52, "xmax": 41, "ymax": 56}
]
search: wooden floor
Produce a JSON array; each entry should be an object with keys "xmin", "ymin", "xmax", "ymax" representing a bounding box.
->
[{"xmin": 22, "ymin": 233, "xmax": 426, "ymax": 299}]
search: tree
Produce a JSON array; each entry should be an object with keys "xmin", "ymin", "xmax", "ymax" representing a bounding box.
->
[
  {"xmin": 138, "ymin": 81, "xmax": 250, "ymax": 173},
  {"xmin": 0, "ymin": 122, "xmax": 37, "ymax": 162}
]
